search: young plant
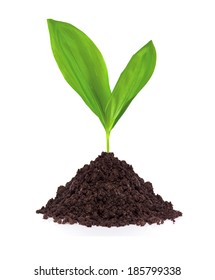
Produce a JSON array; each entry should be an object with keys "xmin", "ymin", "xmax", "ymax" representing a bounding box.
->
[{"xmin": 47, "ymin": 19, "xmax": 156, "ymax": 152}]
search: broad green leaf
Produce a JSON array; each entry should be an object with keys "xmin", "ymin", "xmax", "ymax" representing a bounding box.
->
[
  {"xmin": 47, "ymin": 19, "xmax": 111, "ymax": 127},
  {"xmin": 46, "ymin": 19, "xmax": 157, "ymax": 152},
  {"xmin": 105, "ymin": 40, "xmax": 156, "ymax": 131}
]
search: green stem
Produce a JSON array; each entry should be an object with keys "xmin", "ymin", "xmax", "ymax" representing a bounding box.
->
[{"xmin": 106, "ymin": 131, "xmax": 110, "ymax": 152}]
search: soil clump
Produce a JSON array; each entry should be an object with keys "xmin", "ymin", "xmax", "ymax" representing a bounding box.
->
[{"xmin": 36, "ymin": 152, "xmax": 182, "ymax": 227}]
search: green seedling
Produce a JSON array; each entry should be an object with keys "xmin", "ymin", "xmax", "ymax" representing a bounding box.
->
[{"xmin": 47, "ymin": 19, "xmax": 156, "ymax": 152}]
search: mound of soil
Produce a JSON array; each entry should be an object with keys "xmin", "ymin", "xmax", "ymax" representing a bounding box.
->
[{"xmin": 36, "ymin": 152, "xmax": 182, "ymax": 227}]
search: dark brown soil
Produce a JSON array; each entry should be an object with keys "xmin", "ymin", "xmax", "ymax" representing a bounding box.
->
[{"xmin": 36, "ymin": 152, "xmax": 182, "ymax": 227}]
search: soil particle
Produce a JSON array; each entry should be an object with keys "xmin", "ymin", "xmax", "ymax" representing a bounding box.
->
[{"xmin": 36, "ymin": 152, "xmax": 182, "ymax": 227}]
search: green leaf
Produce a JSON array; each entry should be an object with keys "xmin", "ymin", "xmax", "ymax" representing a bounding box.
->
[
  {"xmin": 46, "ymin": 19, "xmax": 157, "ymax": 152},
  {"xmin": 47, "ymin": 19, "xmax": 111, "ymax": 127},
  {"xmin": 105, "ymin": 40, "xmax": 156, "ymax": 131}
]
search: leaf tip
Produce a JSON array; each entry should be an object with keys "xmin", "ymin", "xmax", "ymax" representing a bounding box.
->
[
  {"xmin": 47, "ymin": 18, "xmax": 57, "ymax": 29},
  {"xmin": 148, "ymin": 40, "xmax": 157, "ymax": 59},
  {"xmin": 147, "ymin": 40, "xmax": 155, "ymax": 48},
  {"xmin": 47, "ymin": 18, "xmax": 53, "ymax": 24}
]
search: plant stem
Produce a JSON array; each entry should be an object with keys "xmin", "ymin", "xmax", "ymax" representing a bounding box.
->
[{"xmin": 106, "ymin": 131, "xmax": 110, "ymax": 152}]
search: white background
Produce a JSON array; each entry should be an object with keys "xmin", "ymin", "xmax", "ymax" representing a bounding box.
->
[{"xmin": 1, "ymin": 0, "xmax": 215, "ymax": 279}]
